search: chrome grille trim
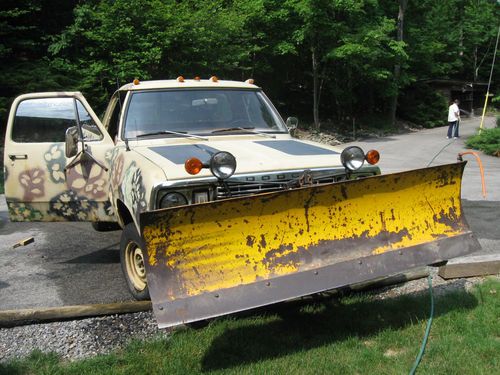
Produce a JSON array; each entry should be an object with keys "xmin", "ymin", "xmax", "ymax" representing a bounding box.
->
[
  {"xmin": 150, "ymin": 166, "xmax": 380, "ymax": 209},
  {"xmin": 215, "ymin": 173, "xmax": 357, "ymax": 199}
]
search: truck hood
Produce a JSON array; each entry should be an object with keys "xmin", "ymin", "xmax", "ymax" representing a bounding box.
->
[{"xmin": 132, "ymin": 137, "xmax": 346, "ymax": 180}]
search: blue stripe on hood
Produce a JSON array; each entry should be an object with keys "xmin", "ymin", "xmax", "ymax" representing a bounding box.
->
[
  {"xmin": 149, "ymin": 145, "xmax": 220, "ymax": 164},
  {"xmin": 254, "ymin": 140, "xmax": 339, "ymax": 155}
]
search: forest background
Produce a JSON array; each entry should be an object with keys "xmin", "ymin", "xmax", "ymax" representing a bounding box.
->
[{"xmin": 1, "ymin": 0, "xmax": 499, "ymax": 135}]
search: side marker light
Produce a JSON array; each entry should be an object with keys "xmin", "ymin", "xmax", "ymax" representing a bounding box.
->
[
  {"xmin": 185, "ymin": 157, "xmax": 204, "ymax": 175},
  {"xmin": 365, "ymin": 150, "xmax": 380, "ymax": 165}
]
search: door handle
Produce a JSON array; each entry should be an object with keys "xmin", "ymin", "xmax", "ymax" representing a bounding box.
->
[{"xmin": 8, "ymin": 154, "xmax": 28, "ymax": 161}]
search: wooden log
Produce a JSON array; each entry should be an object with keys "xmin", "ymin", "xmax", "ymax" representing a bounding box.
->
[
  {"xmin": 439, "ymin": 254, "xmax": 500, "ymax": 279},
  {"xmin": 0, "ymin": 300, "xmax": 152, "ymax": 328},
  {"xmin": 348, "ymin": 266, "xmax": 430, "ymax": 291},
  {"xmin": 12, "ymin": 237, "xmax": 35, "ymax": 248}
]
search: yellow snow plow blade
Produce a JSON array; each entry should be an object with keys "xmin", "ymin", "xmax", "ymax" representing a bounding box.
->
[{"xmin": 141, "ymin": 162, "xmax": 480, "ymax": 328}]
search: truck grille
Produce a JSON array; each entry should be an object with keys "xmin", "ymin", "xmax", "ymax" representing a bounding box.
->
[
  {"xmin": 215, "ymin": 174, "xmax": 357, "ymax": 199},
  {"xmin": 216, "ymin": 182, "xmax": 287, "ymax": 198}
]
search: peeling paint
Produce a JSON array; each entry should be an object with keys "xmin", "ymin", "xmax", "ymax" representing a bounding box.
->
[{"xmin": 141, "ymin": 162, "xmax": 469, "ymax": 300}]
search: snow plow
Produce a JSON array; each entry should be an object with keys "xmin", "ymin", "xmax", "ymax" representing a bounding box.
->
[{"xmin": 141, "ymin": 161, "xmax": 480, "ymax": 328}]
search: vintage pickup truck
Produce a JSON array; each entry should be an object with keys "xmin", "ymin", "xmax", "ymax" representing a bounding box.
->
[{"xmin": 3, "ymin": 77, "xmax": 479, "ymax": 327}]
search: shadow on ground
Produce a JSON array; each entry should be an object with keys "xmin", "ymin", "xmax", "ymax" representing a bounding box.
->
[
  {"xmin": 201, "ymin": 280, "xmax": 477, "ymax": 372},
  {"xmin": 355, "ymin": 136, "xmax": 399, "ymax": 143},
  {"xmin": 62, "ymin": 246, "xmax": 120, "ymax": 264}
]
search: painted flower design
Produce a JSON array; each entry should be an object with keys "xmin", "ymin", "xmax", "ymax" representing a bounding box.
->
[
  {"xmin": 121, "ymin": 162, "xmax": 147, "ymax": 219},
  {"xmin": 19, "ymin": 168, "xmax": 45, "ymax": 201},
  {"xmin": 111, "ymin": 154, "xmax": 125, "ymax": 187},
  {"xmin": 66, "ymin": 162, "xmax": 107, "ymax": 199},
  {"xmin": 44, "ymin": 144, "xmax": 66, "ymax": 183},
  {"xmin": 105, "ymin": 147, "xmax": 120, "ymax": 165},
  {"xmin": 50, "ymin": 190, "xmax": 97, "ymax": 221},
  {"xmin": 130, "ymin": 168, "xmax": 147, "ymax": 213},
  {"xmin": 103, "ymin": 201, "xmax": 115, "ymax": 217},
  {"xmin": 8, "ymin": 202, "xmax": 44, "ymax": 221}
]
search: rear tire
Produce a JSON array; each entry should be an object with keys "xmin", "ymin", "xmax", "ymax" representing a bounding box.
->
[{"xmin": 120, "ymin": 223, "xmax": 150, "ymax": 300}]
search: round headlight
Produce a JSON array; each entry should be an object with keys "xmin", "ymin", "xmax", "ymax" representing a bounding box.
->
[
  {"xmin": 210, "ymin": 151, "xmax": 237, "ymax": 179},
  {"xmin": 159, "ymin": 192, "xmax": 188, "ymax": 208},
  {"xmin": 341, "ymin": 146, "xmax": 365, "ymax": 171}
]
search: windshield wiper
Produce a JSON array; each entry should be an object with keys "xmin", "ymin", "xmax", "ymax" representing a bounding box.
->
[
  {"xmin": 136, "ymin": 130, "xmax": 208, "ymax": 141},
  {"xmin": 211, "ymin": 127, "xmax": 276, "ymax": 138}
]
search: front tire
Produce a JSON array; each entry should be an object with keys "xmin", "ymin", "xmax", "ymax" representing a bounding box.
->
[{"xmin": 120, "ymin": 223, "xmax": 150, "ymax": 300}]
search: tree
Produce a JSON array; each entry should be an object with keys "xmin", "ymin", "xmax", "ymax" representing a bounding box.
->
[
  {"xmin": 0, "ymin": 0, "xmax": 77, "ymax": 130},
  {"xmin": 389, "ymin": 0, "xmax": 407, "ymax": 128}
]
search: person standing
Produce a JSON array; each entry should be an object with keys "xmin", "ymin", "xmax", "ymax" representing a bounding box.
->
[{"xmin": 447, "ymin": 99, "xmax": 460, "ymax": 139}]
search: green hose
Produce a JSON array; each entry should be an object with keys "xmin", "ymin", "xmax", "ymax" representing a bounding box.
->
[{"xmin": 409, "ymin": 275, "xmax": 434, "ymax": 375}]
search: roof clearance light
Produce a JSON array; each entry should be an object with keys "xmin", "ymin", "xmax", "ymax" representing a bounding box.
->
[
  {"xmin": 194, "ymin": 76, "xmax": 201, "ymax": 81},
  {"xmin": 210, "ymin": 76, "xmax": 218, "ymax": 82},
  {"xmin": 365, "ymin": 149, "xmax": 380, "ymax": 165},
  {"xmin": 245, "ymin": 78, "xmax": 255, "ymax": 84},
  {"xmin": 133, "ymin": 78, "xmax": 140, "ymax": 85},
  {"xmin": 177, "ymin": 76, "xmax": 185, "ymax": 82},
  {"xmin": 185, "ymin": 157, "xmax": 204, "ymax": 175}
]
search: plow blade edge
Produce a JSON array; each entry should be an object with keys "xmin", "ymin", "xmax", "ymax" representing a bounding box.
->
[{"xmin": 141, "ymin": 162, "xmax": 480, "ymax": 328}]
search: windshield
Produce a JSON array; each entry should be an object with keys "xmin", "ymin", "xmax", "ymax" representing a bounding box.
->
[{"xmin": 123, "ymin": 89, "xmax": 287, "ymax": 139}]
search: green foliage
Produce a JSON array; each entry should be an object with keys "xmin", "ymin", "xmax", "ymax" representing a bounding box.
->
[
  {"xmin": 47, "ymin": 0, "xmax": 269, "ymax": 112},
  {"xmin": 462, "ymin": 0, "xmax": 499, "ymax": 81},
  {"xmin": 0, "ymin": 0, "xmax": 499, "ymax": 131},
  {"xmin": 492, "ymin": 95, "xmax": 500, "ymax": 109},
  {"xmin": 466, "ymin": 127, "xmax": 500, "ymax": 156},
  {"xmin": 399, "ymin": 83, "xmax": 448, "ymax": 128},
  {"xmin": 0, "ymin": 0, "xmax": 77, "ymax": 129}
]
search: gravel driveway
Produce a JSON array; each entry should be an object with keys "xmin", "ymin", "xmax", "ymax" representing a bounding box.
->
[{"xmin": 0, "ymin": 311, "xmax": 165, "ymax": 362}]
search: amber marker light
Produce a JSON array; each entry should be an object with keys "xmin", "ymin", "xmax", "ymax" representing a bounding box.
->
[
  {"xmin": 185, "ymin": 157, "xmax": 204, "ymax": 175},
  {"xmin": 245, "ymin": 78, "xmax": 255, "ymax": 84},
  {"xmin": 365, "ymin": 149, "xmax": 380, "ymax": 165},
  {"xmin": 177, "ymin": 76, "xmax": 185, "ymax": 82},
  {"xmin": 209, "ymin": 76, "xmax": 218, "ymax": 82},
  {"xmin": 194, "ymin": 76, "xmax": 201, "ymax": 81},
  {"xmin": 133, "ymin": 78, "xmax": 140, "ymax": 85}
]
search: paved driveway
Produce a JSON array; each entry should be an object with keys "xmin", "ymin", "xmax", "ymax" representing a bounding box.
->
[
  {"xmin": 0, "ymin": 202, "xmax": 132, "ymax": 310},
  {"xmin": 0, "ymin": 116, "xmax": 498, "ymax": 310},
  {"xmin": 349, "ymin": 116, "xmax": 500, "ymax": 257}
]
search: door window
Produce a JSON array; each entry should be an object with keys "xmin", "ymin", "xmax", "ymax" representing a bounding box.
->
[
  {"xmin": 76, "ymin": 100, "xmax": 103, "ymax": 141},
  {"xmin": 12, "ymin": 97, "xmax": 102, "ymax": 143}
]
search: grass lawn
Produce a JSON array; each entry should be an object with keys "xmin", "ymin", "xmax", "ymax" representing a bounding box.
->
[
  {"xmin": 466, "ymin": 126, "xmax": 500, "ymax": 156},
  {"xmin": 1, "ymin": 279, "xmax": 499, "ymax": 375}
]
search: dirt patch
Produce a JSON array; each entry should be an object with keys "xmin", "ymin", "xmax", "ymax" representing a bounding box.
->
[{"xmin": 384, "ymin": 348, "xmax": 406, "ymax": 357}]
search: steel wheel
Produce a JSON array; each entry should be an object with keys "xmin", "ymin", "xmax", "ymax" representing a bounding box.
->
[
  {"xmin": 120, "ymin": 222, "xmax": 150, "ymax": 300},
  {"xmin": 124, "ymin": 241, "xmax": 147, "ymax": 291}
]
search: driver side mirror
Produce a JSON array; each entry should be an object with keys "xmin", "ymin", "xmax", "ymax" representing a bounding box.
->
[
  {"xmin": 286, "ymin": 117, "xmax": 299, "ymax": 133},
  {"xmin": 65, "ymin": 126, "xmax": 79, "ymax": 158}
]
